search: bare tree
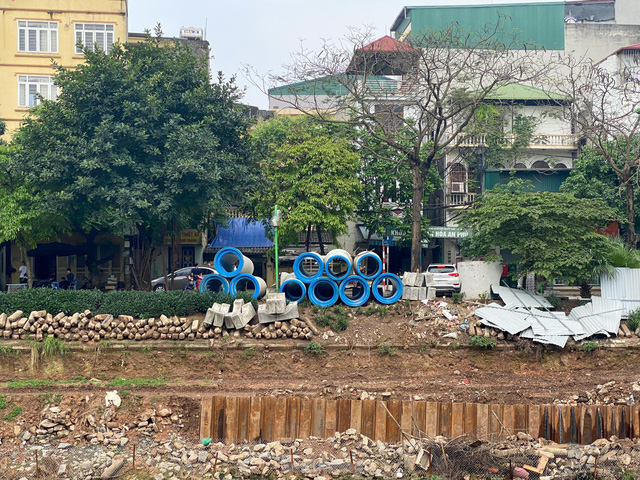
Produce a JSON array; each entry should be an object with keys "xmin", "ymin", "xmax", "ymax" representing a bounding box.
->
[
  {"xmin": 262, "ymin": 18, "xmax": 553, "ymax": 270},
  {"xmin": 554, "ymin": 52, "xmax": 640, "ymax": 247}
]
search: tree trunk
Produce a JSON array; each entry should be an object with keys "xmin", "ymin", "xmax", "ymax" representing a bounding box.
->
[
  {"xmin": 410, "ymin": 162, "xmax": 426, "ymax": 272},
  {"xmin": 305, "ymin": 224, "xmax": 312, "ymax": 252},
  {"xmin": 19, "ymin": 244, "xmax": 32, "ymax": 288},
  {"xmin": 625, "ymin": 181, "xmax": 637, "ymax": 248},
  {"xmin": 83, "ymin": 230, "xmax": 100, "ymax": 289},
  {"xmin": 317, "ymin": 224, "xmax": 325, "ymax": 255}
]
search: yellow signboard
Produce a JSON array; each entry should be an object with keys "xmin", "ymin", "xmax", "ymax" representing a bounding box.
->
[{"xmin": 180, "ymin": 230, "xmax": 202, "ymax": 245}]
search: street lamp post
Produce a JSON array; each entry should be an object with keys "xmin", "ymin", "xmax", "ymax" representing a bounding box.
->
[{"xmin": 271, "ymin": 205, "xmax": 282, "ymax": 291}]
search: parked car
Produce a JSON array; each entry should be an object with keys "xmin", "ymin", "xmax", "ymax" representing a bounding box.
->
[
  {"xmin": 151, "ymin": 266, "xmax": 215, "ymax": 291},
  {"xmin": 425, "ymin": 264, "xmax": 461, "ymax": 296}
]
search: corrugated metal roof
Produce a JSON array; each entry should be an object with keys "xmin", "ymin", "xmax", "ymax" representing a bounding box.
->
[
  {"xmin": 475, "ymin": 304, "xmax": 533, "ymax": 335},
  {"xmin": 391, "ymin": 3, "xmax": 565, "ymax": 50},
  {"xmin": 519, "ymin": 327, "xmax": 569, "ymax": 348},
  {"xmin": 600, "ymin": 268, "xmax": 640, "ymax": 317},
  {"xmin": 269, "ymin": 75, "xmax": 398, "ymax": 97},
  {"xmin": 209, "ymin": 218, "xmax": 272, "ymax": 250},
  {"xmin": 491, "ymin": 285, "xmax": 553, "ymax": 309}
]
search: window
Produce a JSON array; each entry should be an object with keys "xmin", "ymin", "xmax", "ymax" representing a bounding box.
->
[
  {"xmin": 18, "ymin": 76, "xmax": 58, "ymax": 107},
  {"xmin": 75, "ymin": 23, "xmax": 115, "ymax": 54},
  {"xmin": 18, "ymin": 20, "xmax": 58, "ymax": 53}
]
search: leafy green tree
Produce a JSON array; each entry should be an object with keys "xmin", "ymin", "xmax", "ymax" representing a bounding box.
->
[
  {"xmin": 0, "ymin": 145, "xmax": 65, "ymax": 286},
  {"xmin": 561, "ymin": 145, "xmax": 639, "ymax": 235},
  {"xmin": 14, "ymin": 35, "xmax": 252, "ymax": 289},
  {"xmin": 459, "ymin": 179, "xmax": 619, "ymax": 283},
  {"xmin": 268, "ymin": 18, "xmax": 552, "ymax": 270},
  {"xmin": 250, "ymin": 116, "xmax": 361, "ymax": 254},
  {"xmin": 357, "ymin": 129, "xmax": 440, "ymax": 249}
]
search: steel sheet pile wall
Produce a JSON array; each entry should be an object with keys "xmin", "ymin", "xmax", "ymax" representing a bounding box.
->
[
  {"xmin": 201, "ymin": 396, "xmax": 640, "ymax": 445},
  {"xmin": 202, "ymin": 248, "xmax": 266, "ymax": 299},
  {"xmin": 284, "ymin": 250, "xmax": 402, "ymax": 307}
]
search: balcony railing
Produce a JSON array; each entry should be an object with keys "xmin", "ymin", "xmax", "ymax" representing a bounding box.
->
[
  {"xmin": 448, "ymin": 193, "xmax": 476, "ymax": 206},
  {"xmin": 457, "ymin": 133, "xmax": 579, "ymax": 149}
]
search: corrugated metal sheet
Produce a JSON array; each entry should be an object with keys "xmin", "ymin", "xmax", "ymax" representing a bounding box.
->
[
  {"xmin": 395, "ymin": 3, "xmax": 565, "ymax": 50},
  {"xmin": 600, "ymin": 268, "xmax": 640, "ymax": 317},
  {"xmin": 474, "ymin": 296, "xmax": 621, "ymax": 347},
  {"xmin": 491, "ymin": 285, "xmax": 553, "ymax": 309}
]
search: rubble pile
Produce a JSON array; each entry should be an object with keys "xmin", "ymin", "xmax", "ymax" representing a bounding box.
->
[
  {"xmin": 0, "ymin": 297, "xmax": 315, "ymax": 344},
  {"xmin": 556, "ymin": 380, "xmax": 640, "ymax": 406},
  {"xmin": 4, "ymin": 429, "xmax": 640, "ymax": 479}
]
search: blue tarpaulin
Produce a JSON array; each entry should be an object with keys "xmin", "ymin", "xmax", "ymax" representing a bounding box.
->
[{"xmin": 209, "ymin": 218, "xmax": 273, "ymax": 250}]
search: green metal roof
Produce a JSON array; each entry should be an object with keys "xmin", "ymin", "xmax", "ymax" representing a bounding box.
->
[
  {"xmin": 268, "ymin": 75, "xmax": 398, "ymax": 97},
  {"xmin": 392, "ymin": 3, "xmax": 565, "ymax": 50},
  {"xmin": 485, "ymin": 169, "xmax": 570, "ymax": 192}
]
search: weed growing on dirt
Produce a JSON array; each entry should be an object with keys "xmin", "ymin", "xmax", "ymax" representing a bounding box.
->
[
  {"xmin": 581, "ymin": 340, "xmax": 599, "ymax": 353},
  {"xmin": 105, "ymin": 377, "xmax": 168, "ymax": 388},
  {"xmin": 242, "ymin": 346, "xmax": 258, "ymax": 359},
  {"xmin": 141, "ymin": 346, "xmax": 152, "ymax": 354},
  {"xmin": 0, "ymin": 345, "xmax": 19, "ymax": 357},
  {"xmin": 32, "ymin": 336, "xmax": 70, "ymax": 357},
  {"xmin": 469, "ymin": 336, "xmax": 497, "ymax": 349},
  {"xmin": 377, "ymin": 342, "xmax": 397, "ymax": 356},
  {"xmin": 0, "ymin": 394, "xmax": 6, "ymax": 409},
  {"xmin": 37, "ymin": 393, "xmax": 62, "ymax": 406},
  {"xmin": 303, "ymin": 341, "xmax": 325, "ymax": 356},
  {"xmin": 9, "ymin": 379, "xmax": 56, "ymax": 388},
  {"xmin": 452, "ymin": 292, "xmax": 465, "ymax": 304},
  {"xmin": 2, "ymin": 406, "xmax": 23, "ymax": 421},
  {"xmin": 314, "ymin": 308, "xmax": 349, "ymax": 331},
  {"xmin": 478, "ymin": 291, "xmax": 490, "ymax": 304},
  {"xmin": 617, "ymin": 467, "xmax": 638, "ymax": 480},
  {"xmin": 628, "ymin": 309, "xmax": 640, "ymax": 332}
]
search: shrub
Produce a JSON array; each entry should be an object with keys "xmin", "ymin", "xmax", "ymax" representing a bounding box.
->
[
  {"xmin": 582, "ymin": 340, "xmax": 599, "ymax": 353},
  {"xmin": 0, "ymin": 289, "xmax": 255, "ymax": 318},
  {"xmin": 303, "ymin": 341, "xmax": 325, "ymax": 356},
  {"xmin": 452, "ymin": 292, "xmax": 465, "ymax": 304},
  {"xmin": 313, "ymin": 308, "xmax": 349, "ymax": 331},
  {"xmin": 468, "ymin": 335, "xmax": 497, "ymax": 349},
  {"xmin": 628, "ymin": 309, "xmax": 640, "ymax": 332},
  {"xmin": 545, "ymin": 294, "xmax": 561, "ymax": 309},
  {"xmin": 40, "ymin": 336, "xmax": 69, "ymax": 357},
  {"xmin": 377, "ymin": 342, "xmax": 397, "ymax": 356}
]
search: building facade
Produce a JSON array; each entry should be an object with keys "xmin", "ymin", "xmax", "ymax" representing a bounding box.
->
[{"xmin": 0, "ymin": 0, "xmax": 128, "ymax": 140}]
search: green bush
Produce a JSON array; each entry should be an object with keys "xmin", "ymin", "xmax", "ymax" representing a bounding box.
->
[
  {"xmin": 582, "ymin": 340, "xmax": 599, "ymax": 353},
  {"xmin": 0, "ymin": 289, "xmax": 256, "ymax": 318},
  {"xmin": 468, "ymin": 335, "xmax": 497, "ymax": 349},
  {"xmin": 313, "ymin": 308, "xmax": 349, "ymax": 331},
  {"xmin": 377, "ymin": 342, "xmax": 397, "ymax": 356},
  {"xmin": 452, "ymin": 292, "xmax": 465, "ymax": 304},
  {"xmin": 303, "ymin": 341, "xmax": 325, "ymax": 356},
  {"xmin": 628, "ymin": 309, "xmax": 640, "ymax": 332}
]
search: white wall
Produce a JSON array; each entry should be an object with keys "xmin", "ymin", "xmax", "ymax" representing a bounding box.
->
[{"xmin": 458, "ymin": 260, "xmax": 502, "ymax": 299}]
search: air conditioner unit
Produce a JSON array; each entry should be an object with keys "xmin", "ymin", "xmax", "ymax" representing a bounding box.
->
[{"xmin": 451, "ymin": 182, "xmax": 466, "ymax": 193}]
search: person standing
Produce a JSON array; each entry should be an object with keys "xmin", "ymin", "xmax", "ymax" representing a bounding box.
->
[{"xmin": 18, "ymin": 261, "xmax": 28, "ymax": 284}]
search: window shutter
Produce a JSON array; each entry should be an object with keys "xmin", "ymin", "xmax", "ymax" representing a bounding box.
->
[
  {"xmin": 18, "ymin": 29, "xmax": 25, "ymax": 51},
  {"xmin": 28, "ymin": 29, "xmax": 37, "ymax": 51},
  {"xmin": 39, "ymin": 29, "xmax": 48, "ymax": 52}
]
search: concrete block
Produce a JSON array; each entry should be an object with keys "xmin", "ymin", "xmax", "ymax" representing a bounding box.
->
[
  {"xmin": 232, "ymin": 298, "xmax": 244, "ymax": 313},
  {"xmin": 265, "ymin": 293, "xmax": 286, "ymax": 314},
  {"xmin": 259, "ymin": 301, "xmax": 299, "ymax": 324},
  {"xmin": 241, "ymin": 303, "xmax": 256, "ymax": 326},
  {"xmin": 403, "ymin": 272, "xmax": 417, "ymax": 286},
  {"xmin": 203, "ymin": 308, "xmax": 215, "ymax": 327},
  {"xmin": 426, "ymin": 287, "xmax": 436, "ymax": 300},
  {"xmin": 424, "ymin": 273, "xmax": 435, "ymax": 286},
  {"xmin": 416, "ymin": 287, "xmax": 426, "ymax": 301},
  {"xmin": 413, "ymin": 273, "xmax": 425, "ymax": 287},
  {"xmin": 213, "ymin": 303, "xmax": 230, "ymax": 328}
]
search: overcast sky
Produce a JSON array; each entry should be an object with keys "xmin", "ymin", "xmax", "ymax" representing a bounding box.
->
[{"xmin": 128, "ymin": 0, "xmax": 559, "ymax": 108}]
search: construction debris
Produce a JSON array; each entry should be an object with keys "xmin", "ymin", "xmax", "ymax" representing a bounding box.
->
[{"xmin": 474, "ymin": 296, "xmax": 623, "ymax": 348}]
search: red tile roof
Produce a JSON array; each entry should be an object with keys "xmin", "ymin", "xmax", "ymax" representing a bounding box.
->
[{"xmin": 358, "ymin": 35, "xmax": 414, "ymax": 53}]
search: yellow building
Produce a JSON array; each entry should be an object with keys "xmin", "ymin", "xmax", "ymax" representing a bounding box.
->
[{"xmin": 0, "ymin": 0, "xmax": 128, "ymax": 140}]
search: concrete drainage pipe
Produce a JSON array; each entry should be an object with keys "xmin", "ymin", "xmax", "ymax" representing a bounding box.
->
[
  {"xmin": 230, "ymin": 274, "xmax": 267, "ymax": 299},
  {"xmin": 339, "ymin": 275, "xmax": 370, "ymax": 307},
  {"xmin": 308, "ymin": 277, "xmax": 340, "ymax": 307},
  {"xmin": 214, "ymin": 247, "xmax": 254, "ymax": 278},
  {"xmin": 353, "ymin": 251, "xmax": 383, "ymax": 280},
  {"xmin": 280, "ymin": 277, "xmax": 307, "ymax": 303},
  {"xmin": 371, "ymin": 273, "xmax": 403, "ymax": 305},
  {"xmin": 324, "ymin": 249, "xmax": 353, "ymax": 282},
  {"xmin": 293, "ymin": 252, "xmax": 324, "ymax": 283},
  {"xmin": 198, "ymin": 274, "xmax": 230, "ymax": 294}
]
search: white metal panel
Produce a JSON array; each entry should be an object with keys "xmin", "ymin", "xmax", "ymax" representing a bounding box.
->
[
  {"xmin": 491, "ymin": 285, "xmax": 553, "ymax": 309},
  {"xmin": 600, "ymin": 268, "xmax": 640, "ymax": 317}
]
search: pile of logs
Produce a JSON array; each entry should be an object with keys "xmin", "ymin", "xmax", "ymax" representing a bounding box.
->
[{"xmin": 0, "ymin": 305, "xmax": 316, "ymax": 343}]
